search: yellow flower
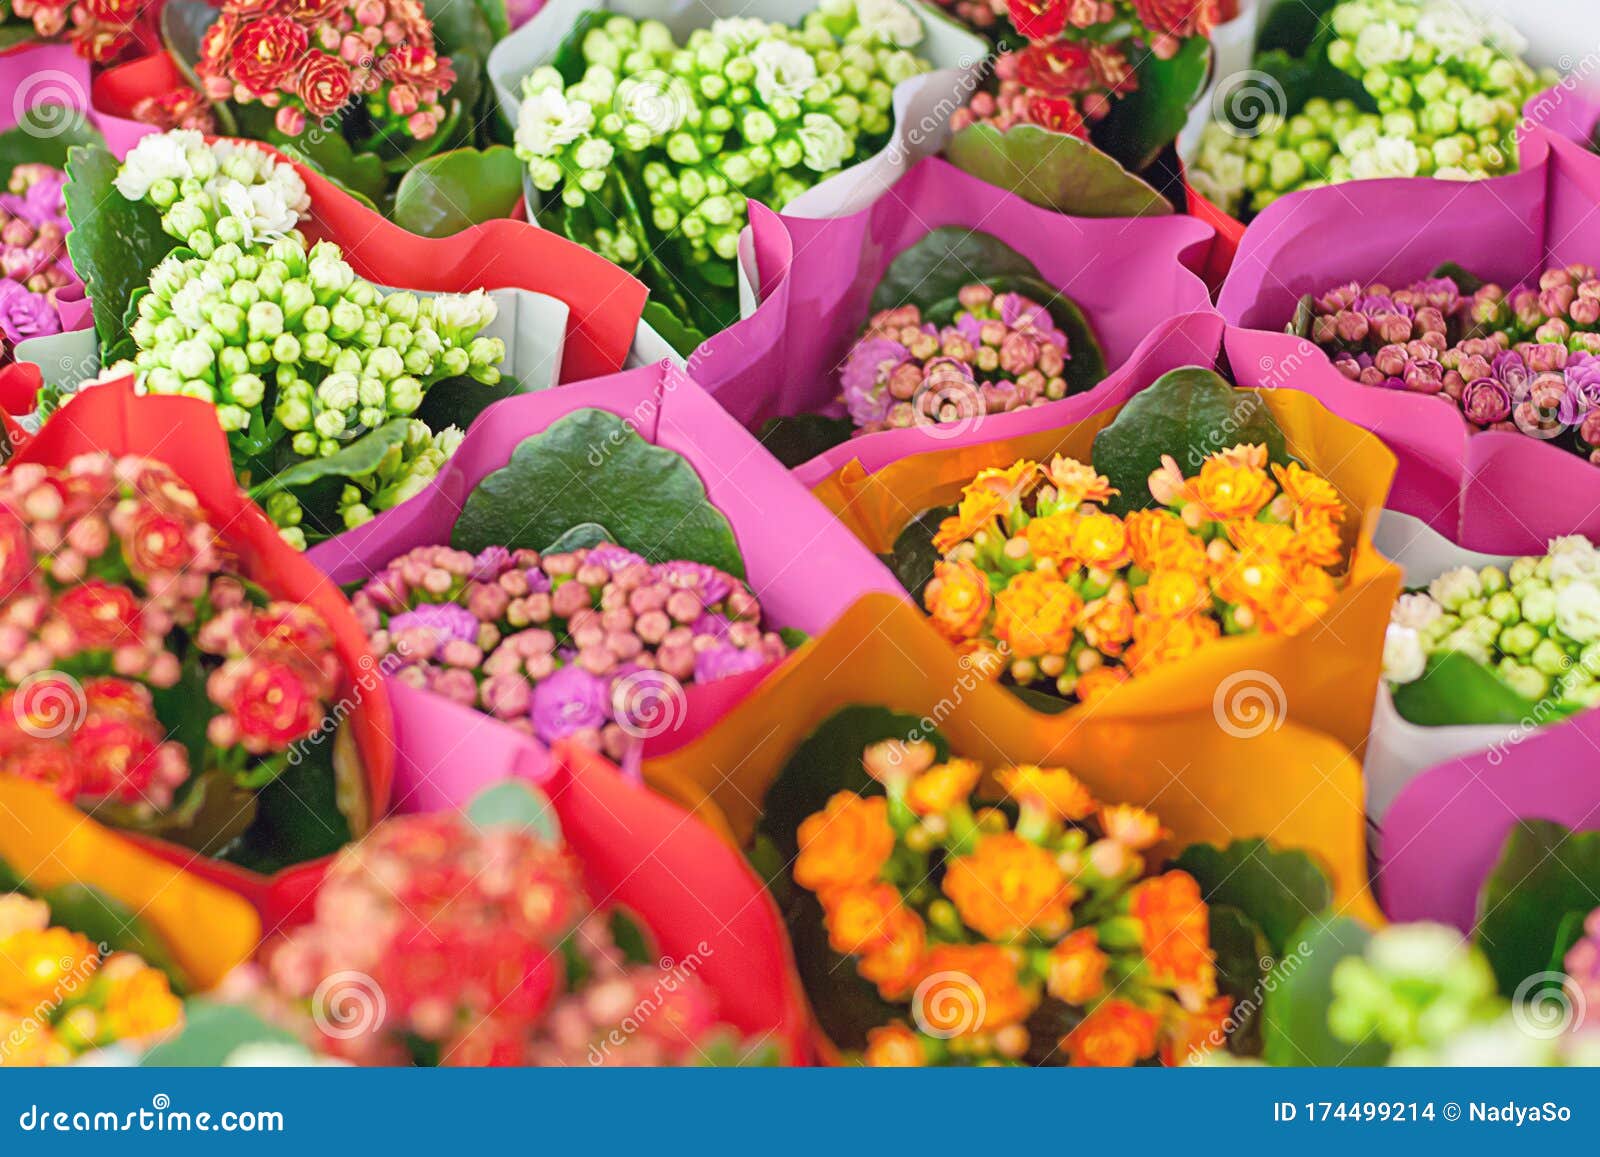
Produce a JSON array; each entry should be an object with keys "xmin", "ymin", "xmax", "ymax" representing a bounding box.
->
[
  {"xmin": 916, "ymin": 944, "xmax": 1041, "ymax": 1032},
  {"xmin": 1126, "ymin": 509, "xmax": 1208, "ymax": 574},
  {"xmin": 823, "ymin": 883, "xmax": 914, "ymax": 957},
  {"xmin": 969, "ymin": 460, "xmax": 1041, "ymax": 502},
  {"xmin": 1126, "ymin": 613, "xmax": 1221, "ymax": 673},
  {"xmin": 923, "ymin": 559, "xmax": 992, "ymax": 642},
  {"xmin": 993, "ymin": 571, "xmax": 1083, "ymax": 659},
  {"xmin": 1023, "ymin": 513, "xmax": 1079, "ymax": 571},
  {"xmin": 1272, "ymin": 461, "xmax": 1345, "ymax": 526},
  {"xmin": 795, "ymin": 792, "xmax": 895, "ymax": 897},
  {"xmin": 98, "ymin": 955, "xmax": 183, "ymax": 1044},
  {"xmin": 1081, "ymin": 587, "xmax": 1136, "ymax": 658},
  {"xmin": 0, "ymin": 1013, "xmax": 72, "ymax": 1067},
  {"xmin": 1129, "ymin": 871, "xmax": 1217, "ymax": 1001},
  {"xmin": 858, "ymin": 907, "xmax": 928, "ymax": 1001},
  {"xmin": 1099, "ymin": 803, "xmax": 1167, "ymax": 850},
  {"xmin": 996, "ymin": 764, "xmax": 1097, "ymax": 821},
  {"xmin": 1044, "ymin": 456, "xmax": 1117, "ymax": 506},
  {"xmin": 1047, "ymin": 928, "xmax": 1110, "ymax": 1005},
  {"xmin": 0, "ymin": 927, "xmax": 98, "ymax": 1011},
  {"xmin": 1190, "ymin": 457, "xmax": 1275, "ymax": 520},
  {"xmin": 944, "ymin": 833, "xmax": 1076, "ymax": 942},
  {"xmin": 932, "ymin": 489, "xmax": 1009, "ymax": 553},
  {"xmin": 1075, "ymin": 664, "xmax": 1131, "ymax": 703},
  {"xmin": 1070, "ymin": 512, "xmax": 1131, "ymax": 570},
  {"xmin": 863, "ymin": 1022, "xmax": 926, "ymax": 1067},
  {"xmin": 1064, "ymin": 998, "xmax": 1160, "ymax": 1067},
  {"xmin": 905, "ymin": 758, "xmax": 983, "ymax": 816},
  {"xmin": 1133, "ymin": 569, "xmax": 1211, "ymax": 619}
]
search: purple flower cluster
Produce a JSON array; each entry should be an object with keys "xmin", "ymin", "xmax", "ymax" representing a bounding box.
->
[
  {"xmin": 839, "ymin": 284, "xmax": 1072, "ymax": 435},
  {"xmin": 0, "ymin": 164, "xmax": 77, "ymax": 358},
  {"xmin": 1308, "ymin": 270, "xmax": 1600, "ymax": 463},
  {"xmin": 351, "ymin": 542, "xmax": 789, "ymax": 759}
]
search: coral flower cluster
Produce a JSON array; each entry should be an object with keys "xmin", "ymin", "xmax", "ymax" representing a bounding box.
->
[
  {"xmin": 921, "ymin": 446, "xmax": 1348, "ymax": 702},
  {"xmin": 0, "ymin": 164, "xmax": 78, "ymax": 362},
  {"xmin": 252, "ymin": 809, "xmax": 757, "ymax": 1066},
  {"xmin": 5, "ymin": 0, "xmax": 153, "ymax": 62},
  {"xmin": 0, "ymin": 453, "xmax": 338, "ymax": 816},
  {"xmin": 352, "ymin": 543, "xmax": 789, "ymax": 758},
  {"xmin": 0, "ymin": 894, "xmax": 183, "ymax": 1066},
  {"xmin": 1309, "ymin": 270, "xmax": 1600, "ymax": 462},
  {"xmin": 794, "ymin": 740, "xmax": 1228, "ymax": 1067},
  {"xmin": 840, "ymin": 285, "xmax": 1074, "ymax": 433},
  {"xmin": 196, "ymin": 0, "xmax": 456, "ymax": 141}
]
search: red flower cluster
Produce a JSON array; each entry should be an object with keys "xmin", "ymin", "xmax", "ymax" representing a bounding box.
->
[
  {"xmin": 257, "ymin": 809, "xmax": 750, "ymax": 1066},
  {"xmin": 196, "ymin": 0, "xmax": 455, "ymax": 141},
  {"xmin": 0, "ymin": 453, "xmax": 338, "ymax": 819},
  {"xmin": 7, "ymin": 0, "xmax": 154, "ymax": 63}
]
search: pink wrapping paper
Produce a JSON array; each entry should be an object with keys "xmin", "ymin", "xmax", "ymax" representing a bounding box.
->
[
  {"xmin": 1217, "ymin": 138, "xmax": 1600, "ymax": 553},
  {"xmin": 307, "ymin": 359, "xmax": 906, "ymax": 769},
  {"xmin": 691, "ymin": 155, "xmax": 1215, "ymax": 474},
  {"xmin": 1522, "ymin": 82, "xmax": 1600, "ymax": 157}
]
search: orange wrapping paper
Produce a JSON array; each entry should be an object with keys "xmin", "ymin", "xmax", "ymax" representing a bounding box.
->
[{"xmin": 807, "ymin": 387, "xmax": 1403, "ymax": 755}]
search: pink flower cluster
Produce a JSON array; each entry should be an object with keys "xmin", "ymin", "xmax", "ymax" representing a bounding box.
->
[
  {"xmin": 256, "ymin": 809, "xmax": 746, "ymax": 1066},
  {"xmin": 840, "ymin": 284, "xmax": 1072, "ymax": 434},
  {"xmin": 0, "ymin": 164, "xmax": 79, "ymax": 364},
  {"xmin": 0, "ymin": 453, "xmax": 338, "ymax": 814},
  {"xmin": 352, "ymin": 542, "xmax": 788, "ymax": 759}
]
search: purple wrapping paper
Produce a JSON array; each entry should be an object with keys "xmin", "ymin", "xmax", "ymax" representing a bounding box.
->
[
  {"xmin": 691, "ymin": 155, "xmax": 1215, "ymax": 477},
  {"xmin": 307, "ymin": 360, "xmax": 906, "ymax": 773},
  {"xmin": 1217, "ymin": 136, "xmax": 1600, "ymax": 553}
]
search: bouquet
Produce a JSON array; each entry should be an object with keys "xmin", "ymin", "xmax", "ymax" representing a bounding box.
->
[
  {"xmin": 1189, "ymin": 0, "xmax": 1553, "ymax": 221},
  {"xmin": 235, "ymin": 797, "xmax": 772, "ymax": 1066},
  {"xmin": 66, "ymin": 130, "xmax": 505, "ymax": 547},
  {"xmin": 1, "ymin": 0, "xmax": 153, "ymax": 61},
  {"xmin": 513, "ymin": 2, "xmax": 935, "ymax": 347},
  {"xmin": 351, "ymin": 541, "xmax": 789, "ymax": 759},
  {"xmin": 1300, "ymin": 268, "xmax": 1600, "ymax": 464},
  {"xmin": 0, "ymin": 164, "xmax": 76, "ymax": 362},
  {"xmin": 0, "ymin": 893, "xmax": 183, "ymax": 1066},
  {"xmin": 789, "ymin": 740, "xmax": 1227, "ymax": 1066},
  {"xmin": 921, "ymin": 441, "xmax": 1347, "ymax": 705}
]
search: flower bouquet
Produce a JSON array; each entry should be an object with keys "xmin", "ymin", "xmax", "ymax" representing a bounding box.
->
[
  {"xmin": 691, "ymin": 156, "xmax": 1213, "ymax": 471},
  {"xmin": 810, "ymin": 355, "xmax": 1400, "ymax": 751},
  {"xmin": 0, "ymin": 0, "xmax": 155, "ymax": 61},
  {"xmin": 120, "ymin": 0, "xmax": 524, "ymax": 235},
  {"xmin": 6, "ymin": 379, "xmax": 395, "ymax": 924},
  {"xmin": 309, "ymin": 360, "xmax": 902, "ymax": 770},
  {"xmin": 490, "ymin": 0, "xmax": 987, "ymax": 352}
]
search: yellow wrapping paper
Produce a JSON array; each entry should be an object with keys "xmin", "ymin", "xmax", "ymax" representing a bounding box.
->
[
  {"xmin": 0, "ymin": 779, "xmax": 260, "ymax": 989},
  {"xmin": 644, "ymin": 593, "xmax": 1383, "ymax": 925},
  {"xmin": 808, "ymin": 388, "xmax": 1402, "ymax": 754}
]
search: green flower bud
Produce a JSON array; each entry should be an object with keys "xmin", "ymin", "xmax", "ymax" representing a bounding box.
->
[{"xmin": 387, "ymin": 376, "xmax": 423, "ymax": 413}]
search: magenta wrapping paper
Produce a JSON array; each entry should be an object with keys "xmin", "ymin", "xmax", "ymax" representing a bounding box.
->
[
  {"xmin": 691, "ymin": 155, "xmax": 1214, "ymax": 466},
  {"xmin": 307, "ymin": 360, "xmax": 906, "ymax": 768},
  {"xmin": 1522, "ymin": 82, "xmax": 1600, "ymax": 156},
  {"xmin": 1217, "ymin": 138, "xmax": 1600, "ymax": 553}
]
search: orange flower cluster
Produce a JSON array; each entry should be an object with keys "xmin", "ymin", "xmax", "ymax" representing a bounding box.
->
[
  {"xmin": 922, "ymin": 446, "xmax": 1348, "ymax": 703},
  {"xmin": 0, "ymin": 894, "xmax": 182, "ymax": 1066},
  {"xmin": 793, "ymin": 740, "xmax": 1229, "ymax": 1068}
]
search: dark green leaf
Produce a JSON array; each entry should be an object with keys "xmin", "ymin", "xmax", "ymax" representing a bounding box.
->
[
  {"xmin": 39, "ymin": 883, "xmax": 191, "ymax": 994},
  {"xmin": 870, "ymin": 227, "xmax": 1044, "ymax": 315},
  {"xmin": 551, "ymin": 9, "xmax": 610, "ymax": 84},
  {"xmin": 1261, "ymin": 914, "xmax": 1388, "ymax": 1066},
  {"xmin": 945, "ymin": 123, "xmax": 1172, "ymax": 218},
  {"xmin": 0, "ymin": 855, "xmax": 27, "ymax": 894},
  {"xmin": 248, "ymin": 419, "xmax": 413, "ymax": 500},
  {"xmin": 1256, "ymin": 0, "xmax": 1343, "ymax": 56},
  {"xmin": 1429, "ymin": 262, "xmax": 1486, "ymax": 295},
  {"xmin": 1208, "ymin": 904, "xmax": 1273, "ymax": 1056},
  {"xmin": 452, "ymin": 408, "xmax": 745, "ymax": 578},
  {"xmin": 542, "ymin": 522, "xmax": 614, "ymax": 553},
  {"xmin": 1090, "ymin": 368, "xmax": 1290, "ymax": 515},
  {"xmin": 391, "ymin": 145, "xmax": 523, "ymax": 237},
  {"xmin": 140, "ymin": 1000, "xmax": 301, "ymax": 1066},
  {"xmin": 0, "ymin": 117, "xmax": 100, "ymax": 174},
  {"xmin": 64, "ymin": 144, "xmax": 175, "ymax": 353},
  {"xmin": 1004, "ymin": 684, "xmax": 1073, "ymax": 715},
  {"xmin": 1476, "ymin": 820, "xmax": 1600, "ymax": 996},
  {"xmin": 882, "ymin": 505, "xmax": 953, "ymax": 603},
  {"xmin": 1389, "ymin": 651, "xmax": 1579, "ymax": 728},
  {"xmin": 640, "ymin": 300, "xmax": 708, "ymax": 359},
  {"xmin": 1093, "ymin": 35, "xmax": 1211, "ymax": 173},
  {"xmin": 756, "ymin": 413, "xmax": 856, "ymax": 469},
  {"xmin": 466, "ymin": 780, "xmax": 562, "ymax": 844},
  {"xmin": 411, "ymin": 371, "xmax": 516, "ymax": 436},
  {"xmin": 1173, "ymin": 838, "xmax": 1334, "ymax": 956},
  {"xmin": 224, "ymin": 742, "xmax": 351, "ymax": 873},
  {"xmin": 608, "ymin": 908, "xmax": 655, "ymax": 966}
]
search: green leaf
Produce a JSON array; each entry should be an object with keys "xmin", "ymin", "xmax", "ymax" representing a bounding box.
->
[
  {"xmin": 1261, "ymin": 914, "xmax": 1388, "ymax": 1066},
  {"xmin": 160, "ymin": 0, "xmax": 236, "ymax": 136},
  {"xmin": 224, "ymin": 743, "xmax": 352, "ymax": 873},
  {"xmin": 1429, "ymin": 261, "xmax": 1486, "ymax": 295},
  {"xmin": 452, "ymin": 408, "xmax": 746, "ymax": 578},
  {"xmin": 0, "ymin": 855, "xmax": 27, "ymax": 894},
  {"xmin": 39, "ymin": 883, "xmax": 191, "ymax": 994},
  {"xmin": 255, "ymin": 114, "xmax": 389, "ymax": 207},
  {"xmin": 1208, "ymin": 904, "xmax": 1273, "ymax": 1056},
  {"xmin": 756, "ymin": 414, "xmax": 856, "ymax": 469},
  {"xmin": 882, "ymin": 505, "xmax": 954, "ymax": 603},
  {"xmin": 248, "ymin": 419, "xmax": 414, "ymax": 500},
  {"xmin": 1476, "ymin": 820, "xmax": 1600, "ymax": 996},
  {"xmin": 754, "ymin": 706, "xmax": 949, "ymax": 1051},
  {"xmin": 640, "ymin": 300, "xmax": 708, "ymax": 359},
  {"xmin": 869, "ymin": 227, "xmax": 1045, "ymax": 315},
  {"xmin": 1090, "ymin": 368, "xmax": 1290, "ymax": 516},
  {"xmin": 1094, "ymin": 35, "xmax": 1211, "ymax": 173},
  {"xmin": 1290, "ymin": 294, "xmax": 1315, "ymax": 339},
  {"xmin": 1256, "ymin": 0, "xmax": 1344, "ymax": 56},
  {"xmin": 63, "ymin": 144, "xmax": 175, "ymax": 353},
  {"xmin": 140, "ymin": 1000, "xmax": 301, "ymax": 1067},
  {"xmin": 542, "ymin": 522, "xmax": 614, "ymax": 553},
  {"xmin": 0, "ymin": 117, "xmax": 101, "ymax": 174},
  {"xmin": 466, "ymin": 780, "xmax": 562, "ymax": 844},
  {"xmin": 392, "ymin": 146, "xmax": 523, "ymax": 237},
  {"xmin": 945, "ymin": 123, "xmax": 1173, "ymax": 218},
  {"xmin": 551, "ymin": 9, "xmax": 610, "ymax": 84},
  {"xmin": 424, "ymin": 0, "xmax": 497, "ymax": 79},
  {"xmin": 1173, "ymin": 838, "xmax": 1334, "ymax": 956},
  {"xmin": 608, "ymin": 908, "xmax": 655, "ymax": 966},
  {"xmin": 1388, "ymin": 651, "xmax": 1574, "ymax": 728}
]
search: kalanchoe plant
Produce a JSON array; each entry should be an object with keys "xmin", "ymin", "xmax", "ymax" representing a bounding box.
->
[
  {"xmin": 791, "ymin": 740, "xmax": 1229, "ymax": 1067},
  {"xmin": 1383, "ymin": 536, "xmax": 1600, "ymax": 725},
  {"xmin": 1300, "ymin": 268, "xmax": 1600, "ymax": 465},
  {"xmin": 352, "ymin": 542, "xmax": 789, "ymax": 759},
  {"xmin": 1189, "ymin": 0, "xmax": 1554, "ymax": 221},
  {"xmin": 0, "ymin": 452, "xmax": 344, "ymax": 855},
  {"xmin": 514, "ymin": 2, "xmax": 935, "ymax": 349},
  {"xmin": 0, "ymin": 0, "xmax": 154, "ymax": 60},
  {"xmin": 0, "ymin": 164, "xmax": 77, "ymax": 362},
  {"xmin": 0, "ymin": 894, "xmax": 183, "ymax": 1066},
  {"xmin": 73, "ymin": 130, "xmax": 506, "ymax": 547},
  {"xmin": 234, "ymin": 799, "xmax": 771, "ymax": 1065}
]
